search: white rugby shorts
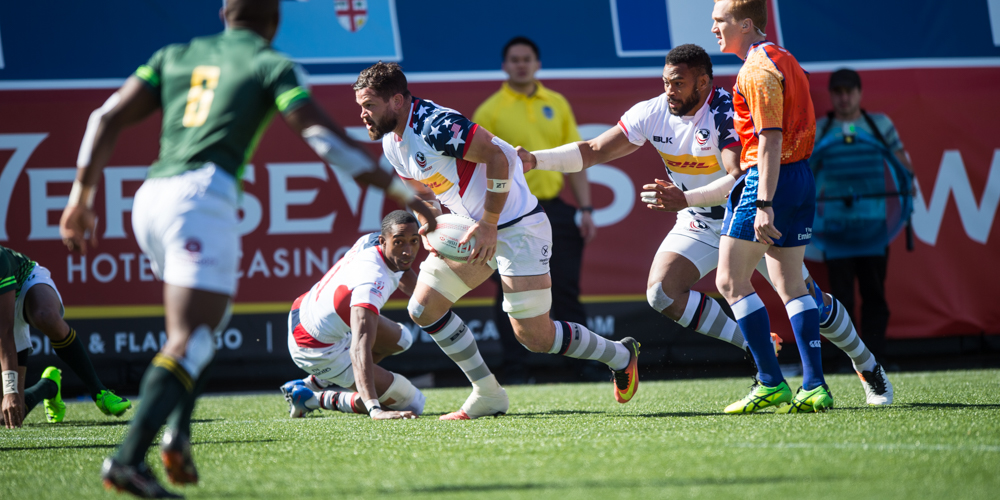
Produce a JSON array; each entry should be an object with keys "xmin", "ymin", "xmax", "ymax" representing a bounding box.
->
[
  {"xmin": 496, "ymin": 211, "xmax": 552, "ymax": 277},
  {"xmin": 655, "ymin": 212, "xmax": 811, "ymax": 283},
  {"xmin": 286, "ymin": 311, "xmax": 355, "ymax": 388},
  {"xmin": 131, "ymin": 163, "xmax": 240, "ymax": 296},
  {"xmin": 656, "ymin": 214, "xmax": 724, "ymax": 278},
  {"xmin": 13, "ymin": 264, "xmax": 64, "ymax": 353}
]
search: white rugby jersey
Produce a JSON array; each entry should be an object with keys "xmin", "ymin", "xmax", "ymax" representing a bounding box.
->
[
  {"xmin": 382, "ymin": 97, "xmax": 537, "ymax": 224},
  {"xmin": 296, "ymin": 233, "xmax": 402, "ymax": 345},
  {"xmin": 618, "ymin": 87, "xmax": 741, "ymax": 221}
]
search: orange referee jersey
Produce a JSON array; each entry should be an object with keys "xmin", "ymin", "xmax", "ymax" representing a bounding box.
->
[{"xmin": 732, "ymin": 40, "xmax": 815, "ymax": 170}]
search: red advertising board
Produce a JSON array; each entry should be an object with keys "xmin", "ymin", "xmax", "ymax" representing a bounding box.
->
[{"xmin": 1, "ymin": 67, "xmax": 998, "ymax": 341}]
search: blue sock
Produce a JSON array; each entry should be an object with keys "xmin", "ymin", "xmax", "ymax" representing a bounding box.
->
[
  {"xmin": 809, "ymin": 280, "xmax": 834, "ymax": 323},
  {"xmin": 787, "ymin": 295, "xmax": 825, "ymax": 390},
  {"xmin": 732, "ymin": 293, "xmax": 783, "ymax": 387}
]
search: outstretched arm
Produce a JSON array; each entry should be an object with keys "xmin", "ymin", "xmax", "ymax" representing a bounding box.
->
[
  {"xmin": 349, "ymin": 305, "xmax": 416, "ymax": 420},
  {"xmin": 642, "ymin": 145, "xmax": 742, "ymax": 212},
  {"xmin": 60, "ymin": 77, "xmax": 160, "ymax": 254},
  {"xmin": 517, "ymin": 125, "xmax": 641, "ymax": 173},
  {"xmin": 282, "ymin": 102, "xmax": 436, "ymax": 232}
]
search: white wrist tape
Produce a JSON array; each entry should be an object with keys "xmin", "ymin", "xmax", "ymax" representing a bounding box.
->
[
  {"xmin": 78, "ymin": 92, "xmax": 121, "ymax": 168},
  {"xmin": 488, "ymin": 136, "xmax": 515, "ymax": 193},
  {"xmin": 68, "ymin": 180, "xmax": 97, "ymax": 209},
  {"xmin": 533, "ymin": 143, "xmax": 584, "ymax": 173},
  {"xmin": 364, "ymin": 398, "xmax": 382, "ymax": 413},
  {"xmin": 302, "ymin": 125, "xmax": 376, "ymax": 177},
  {"xmin": 2, "ymin": 371, "xmax": 17, "ymax": 395},
  {"xmin": 683, "ymin": 174, "xmax": 736, "ymax": 207},
  {"xmin": 386, "ymin": 176, "xmax": 416, "ymax": 204}
]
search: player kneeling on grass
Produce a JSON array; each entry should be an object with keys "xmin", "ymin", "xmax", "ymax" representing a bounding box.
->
[
  {"xmin": 280, "ymin": 211, "xmax": 425, "ymax": 420},
  {"xmin": 2, "ymin": 245, "xmax": 130, "ymax": 429}
]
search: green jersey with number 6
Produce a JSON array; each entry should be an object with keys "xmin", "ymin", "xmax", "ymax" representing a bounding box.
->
[{"xmin": 134, "ymin": 28, "xmax": 310, "ymax": 181}]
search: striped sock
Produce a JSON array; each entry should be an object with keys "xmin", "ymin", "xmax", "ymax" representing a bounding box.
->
[
  {"xmin": 421, "ymin": 311, "xmax": 494, "ymax": 385},
  {"xmin": 732, "ymin": 293, "xmax": 783, "ymax": 387},
  {"xmin": 303, "ymin": 375, "xmax": 330, "ymax": 392},
  {"xmin": 677, "ymin": 291, "xmax": 746, "ymax": 350},
  {"xmin": 787, "ymin": 295, "xmax": 825, "ymax": 390},
  {"xmin": 318, "ymin": 391, "xmax": 364, "ymax": 414},
  {"xmin": 549, "ymin": 321, "xmax": 630, "ymax": 371},
  {"xmin": 820, "ymin": 296, "xmax": 877, "ymax": 372}
]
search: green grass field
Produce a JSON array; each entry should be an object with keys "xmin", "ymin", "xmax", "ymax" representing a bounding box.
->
[{"xmin": 2, "ymin": 370, "xmax": 999, "ymax": 499}]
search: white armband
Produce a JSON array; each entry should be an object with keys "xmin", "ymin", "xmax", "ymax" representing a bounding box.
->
[
  {"xmin": 2, "ymin": 370, "xmax": 17, "ymax": 395},
  {"xmin": 533, "ymin": 143, "xmax": 583, "ymax": 173},
  {"xmin": 683, "ymin": 174, "xmax": 736, "ymax": 207},
  {"xmin": 77, "ymin": 92, "xmax": 121, "ymax": 168},
  {"xmin": 302, "ymin": 125, "xmax": 376, "ymax": 177},
  {"xmin": 68, "ymin": 180, "xmax": 97, "ymax": 209}
]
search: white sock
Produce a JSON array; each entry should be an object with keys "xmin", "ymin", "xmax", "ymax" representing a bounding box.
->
[{"xmin": 552, "ymin": 321, "xmax": 630, "ymax": 371}]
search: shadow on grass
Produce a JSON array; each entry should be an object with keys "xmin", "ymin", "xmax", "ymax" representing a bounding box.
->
[
  {"xmin": 634, "ymin": 411, "xmax": 721, "ymax": 418},
  {"xmin": 21, "ymin": 418, "xmax": 219, "ymax": 428},
  {"xmin": 377, "ymin": 475, "xmax": 824, "ymax": 494},
  {"xmin": 901, "ymin": 402, "xmax": 1000, "ymax": 410},
  {"xmin": 1, "ymin": 436, "xmax": 281, "ymax": 453}
]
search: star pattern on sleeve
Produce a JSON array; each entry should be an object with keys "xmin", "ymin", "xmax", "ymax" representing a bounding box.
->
[
  {"xmin": 711, "ymin": 86, "xmax": 740, "ymax": 149},
  {"xmin": 417, "ymin": 103, "xmax": 477, "ymax": 159}
]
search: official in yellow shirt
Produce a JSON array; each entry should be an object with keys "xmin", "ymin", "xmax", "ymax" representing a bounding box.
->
[{"xmin": 473, "ymin": 37, "xmax": 598, "ymax": 383}]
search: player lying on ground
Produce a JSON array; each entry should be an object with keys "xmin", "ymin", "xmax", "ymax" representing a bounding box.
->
[
  {"xmin": 0, "ymin": 245, "xmax": 131, "ymax": 429},
  {"xmin": 517, "ymin": 43, "xmax": 892, "ymax": 407},
  {"xmin": 279, "ymin": 211, "xmax": 426, "ymax": 420},
  {"xmin": 58, "ymin": 0, "xmax": 434, "ymax": 497},
  {"xmin": 353, "ymin": 62, "xmax": 640, "ymax": 420}
]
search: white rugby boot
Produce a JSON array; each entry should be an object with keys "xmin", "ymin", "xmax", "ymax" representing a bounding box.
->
[
  {"xmin": 440, "ymin": 375, "xmax": 509, "ymax": 420},
  {"xmin": 857, "ymin": 363, "xmax": 894, "ymax": 406}
]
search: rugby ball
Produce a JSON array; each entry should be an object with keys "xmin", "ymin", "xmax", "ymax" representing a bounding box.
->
[{"xmin": 426, "ymin": 214, "xmax": 477, "ymax": 262}]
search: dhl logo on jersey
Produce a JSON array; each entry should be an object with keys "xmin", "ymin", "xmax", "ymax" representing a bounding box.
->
[
  {"xmin": 657, "ymin": 152, "xmax": 722, "ymax": 175},
  {"xmin": 421, "ymin": 172, "xmax": 454, "ymax": 195}
]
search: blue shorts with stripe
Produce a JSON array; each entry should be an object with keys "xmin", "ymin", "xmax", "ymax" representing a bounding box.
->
[{"xmin": 722, "ymin": 159, "xmax": 815, "ymax": 247}]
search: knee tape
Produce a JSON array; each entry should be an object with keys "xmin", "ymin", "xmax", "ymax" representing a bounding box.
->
[
  {"xmin": 379, "ymin": 372, "xmax": 424, "ymax": 414},
  {"xmin": 502, "ymin": 289, "xmax": 552, "ymax": 319},
  {"xmin": 646, "ymin": 283, "xmax": 674, "ymax": 312},
  {"xmin": 416, "ymin": 255, "xmax": 471, "ymax": 304},
  {"xmin": 179, "ymin": 325, "xmax": 216, "ymax": 379},
  {"xmin": 406, "ymin": 296, "xmax": 425, "ymax": 319},
  {"xmin": 396, "ymin": 322, "xmax": 414, "ymax": 353}
]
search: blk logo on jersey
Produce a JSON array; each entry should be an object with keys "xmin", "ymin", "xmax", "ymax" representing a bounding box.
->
[
  {"xmin": 415, "ymin": 152, "xmax": 427, "ymax": 169},
  {"xmin": 696, "ymin": 128, "xmax": 710, "ymax": 145},
  {"xmin": 653, "ymin": 136, "xmax": 674, "ymax": 144}
]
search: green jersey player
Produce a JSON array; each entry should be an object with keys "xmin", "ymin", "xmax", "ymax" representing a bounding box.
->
[
  {"xmin": 59, "ymin": 0, "xmax": 433, "ymax": 497},
  {"xmin": 0, "ymin": 245, "xmax": 130, "ymax": 429}
]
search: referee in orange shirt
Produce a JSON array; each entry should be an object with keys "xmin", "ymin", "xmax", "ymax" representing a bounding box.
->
[{"xmin": 473, "ymin": 37, "xmax": 597, "ymax": 383}]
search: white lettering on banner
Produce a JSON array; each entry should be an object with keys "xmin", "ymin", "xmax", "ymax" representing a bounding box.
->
[
  {"xmin": 246, "ymin": 249, "xmax": 271, "ymax": 278},
  {"xmin": 236, "ymin": 247, "xmax": 332, "ymax": 280},
  {"xmin": 103, "ymin": 167, "xmax": 147, "ymax": 238},
  {"xmin": 466, "ymin": 319, "xmax": 500, "ymax": 341},
  {"xmin": 0, "ymin": 133, "xmax": 48, "ymax": 241},
  {"xmin": 587, "ymin": 315, "xmax": 615, "ymax": 336},
  {"xmin": 31, "ymin": 330, "xmax": 254, "ymax": 356},
  {"xmin": 912, "ymin": 150, "xmax": 1000, "ymax": 245},
  {"xmin": 27, "ymin": 168, "xmax": 76, "ymax": 240},
  {"xmin": 267, "ymin": 162, "xmax": 337, "ymax": 234},
  {"xmin": 66, "ymin": 253, "xmax": 160, "ymax": 283},
  {"xmin": 237, "ymin": 165, "xmax": 263, "ymax": 236}
]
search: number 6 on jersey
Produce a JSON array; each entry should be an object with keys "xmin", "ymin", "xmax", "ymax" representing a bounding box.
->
[{"xmin": 183, "ymin": 65, "xmax": 220, "ymax": 127}]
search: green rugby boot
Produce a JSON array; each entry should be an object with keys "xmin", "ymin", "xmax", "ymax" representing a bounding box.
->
[
  {"xmin": 40, "ymin": 366, "xmax": 66, "ymax": 423},
  {"xmin": 724, "ymin": 379, "xmax": 792, "ymax": 414},
  {"xmin": 95, "ymin": 390, "xmax": 132, "ymax": 417},
  {"xmin": 777, "ymin": 384, "xmax": 834, "ymax": 414}
]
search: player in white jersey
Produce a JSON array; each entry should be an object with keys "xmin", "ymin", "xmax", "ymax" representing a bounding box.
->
[
  {"xmin": 280, "ymin": 211, "xmax": 426, "ymax": 420},
  {"xmin": 353, "ymin": 62, "xmax": 641, "ymax": 420},
  {"xmin": 519, "ymin": 45, "xmax": 892, "ymax": 405}
]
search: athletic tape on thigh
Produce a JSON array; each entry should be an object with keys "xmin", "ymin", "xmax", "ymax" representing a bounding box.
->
[
  {"xmin": 502, "ymin": 289, "xmax": 552, "ymax": 319},
  {"xmin": 417, "ymin": 255, "xmax": 471, "ymax": 303},
  {"xmin": 178, "ymin": 325, "xmax": 216, "ymax": 379},
  {"xmin": 646, "ymin": 283, "xmax": 674, "ymax": 312}
]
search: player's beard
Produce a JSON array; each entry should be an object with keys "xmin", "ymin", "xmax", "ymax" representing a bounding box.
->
[
  {"xmin": 669, "ymin": 88, "xmax": 703, "ymax": 117},
  {"xmin": 366, "ymin": 113, "xmax": 399, "ymax": 141}
]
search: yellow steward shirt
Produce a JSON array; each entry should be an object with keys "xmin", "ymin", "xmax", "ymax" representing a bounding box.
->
[{"xmin": 473, "ymin": 81, "xmax": 582, "ymax": 200}]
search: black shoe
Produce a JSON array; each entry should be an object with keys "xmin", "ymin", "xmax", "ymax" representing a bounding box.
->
[
  {"xmin": 161, "ymin": 429, "xmax": 199, "ymax": 485},
  {"xmin": 101, "ymin": 457, "xmax": 183, "ymax": 498}
]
